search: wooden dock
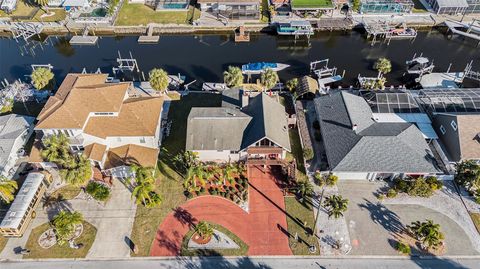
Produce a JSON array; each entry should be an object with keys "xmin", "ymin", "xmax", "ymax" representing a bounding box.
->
[
  {"xmin": 234, "ymin": 26, "xmax": 250, "ymax": 42},
  {"xmin": 69, "ymin": 35, "xmax": 99, "ymax": 45}
]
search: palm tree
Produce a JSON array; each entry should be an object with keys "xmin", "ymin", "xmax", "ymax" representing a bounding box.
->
[
  {"xmin": 0, "ymin": 177, "xmax": 18, "ymax": 204},
  {"xmin": 455, "ymin": 160, "xmax": 480, "ymax": 192},
  {"xmin": 407, "ymin": 219, "xmax": 444, "ymax": 250},
  {"xmin": 260, "ymin": 68, "xmax": 279, "ymax": 91},
  {"xmin": 223, "ymin": 66, "xmax": 243, "ymax": 87},
  {"xmin": 174, "ymin": 150, "xmax": 199, "ymax": 173},
  {"xmin": 374, "ymin": 58, "xmax": 392, "ymax": 78},
  {"xmin": 132, "ymin": 179, "xmax": 155, "ymax": 205},
  {"xmin": 52, "ymin": 210, "xmax": 83, "ymax": 245},
  {"xmin": 42, "ymin": 194, "xmax": 66, "ymax": 210},
  {"xmin": 41, "ymin": 133, "xmax": 71, "ymax": 165},
  {"xmin": 195, "ymin": 221, "xmax": 214, "ymax": 239},
  {"xmin": 148, "ymin": 68, "xmax": 169, "ymax": 94},
  {"xmin": 60, "ymin": 155, "xmax": 92, "ymax": 186},
  {"xmin": 296, "ymin": 180, "xmax": 313, "ymax": 202},
  {"xmin": 31, "ymin": 67, "xmax": 54, "ymax": 91},
  {"xmin": 184, "ymin": 165, "xmax": 207, "ymax": 192},
  {"xmin": 323, "ymin": 195, "xmax": 349, "ymax": 219},
  {"xmin": 130, "ymin": 165, "xmax": 162, "ymax": 208},
  {"xmin": 286, "ymin": 78, "xmax": 298, "ymax": 93}
]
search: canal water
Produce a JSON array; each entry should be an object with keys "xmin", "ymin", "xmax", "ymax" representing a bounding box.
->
[{"xmin": 0, "ymin": 30, "xmax": 479, "ymax": 89}]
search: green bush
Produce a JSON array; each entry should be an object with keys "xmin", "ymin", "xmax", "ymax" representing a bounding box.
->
[
  {"xmin": 314, "ymin": 172, "xmax": 324, "ymax": 186},
  {"xmin": 377, "ymin": 194, "xmax": 385, "ymax": 201},
  {"xmin": 303, "ymin": 148, "xmax": 314, "ymax": 161},
  {"xmin": 185, "ymin": 191, "xmax": 193, "ymax": 198},
  {"xmin": 325, "ymin": 174, "xmax": 338, "ymax": 186},
  {"xmin": 406, "ymin": 177, "xmax": 434, "ymax": 198},
  {"xmin": 474, "ymin": 190, "xmax": 480, "ymax": 204},
  {"xmin": 394, "ymin": 178, "xmax": 408, "ymax": 192},
  {"xmin": 85, "ymin": 181, "xmax": 110, "ymax": 201},
  {"xmin": 426, "ymin": 176, "xmax": 443, "ymax": 191},
  {"xmin": 199, "ymin": 187, "xmax": 206, "ymax": 194},
  {"xmin": 386, "ymin": 188, "xmax": 397, "ymax": 198},
  {"xmin": 396, "ymin": 241, "xmax": 411, "ymax": 255}
]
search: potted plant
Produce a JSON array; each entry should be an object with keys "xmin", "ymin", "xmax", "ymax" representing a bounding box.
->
[{"xmin": 192, "ymin": 221, "xmax": 214, "ymax": 244}]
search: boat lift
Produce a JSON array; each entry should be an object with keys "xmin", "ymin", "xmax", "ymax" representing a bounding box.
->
[
  {"xmin": 112, "ymin": 51, "xmax": 140, "ymax": 75},
  {"xmin": 362, "ymin": 20, "xmax": 417, "ymax": 46},
  {"xmin": 310, "ymin": 59, "xmax": 344, "ymax": 92},
  {"xmin": 9, "ymin": 22, "xmax": 44, "ymax": 43},
  {"xmin": 444, "ymin": 19, "xmax": 480, "ymax": 46}
]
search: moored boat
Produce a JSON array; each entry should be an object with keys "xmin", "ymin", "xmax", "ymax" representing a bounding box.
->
[{"xmin": 241, "ymin": 62, "xmax": 290, "ymax": 74}]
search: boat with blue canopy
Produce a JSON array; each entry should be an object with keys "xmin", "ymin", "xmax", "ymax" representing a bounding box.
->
[{"xmin": 241, "ymin": 62, "xmax": 290, "ymax": 74}]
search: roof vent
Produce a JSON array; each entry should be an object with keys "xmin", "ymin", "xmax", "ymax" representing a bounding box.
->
[{"xmin": 352, "ymin": 124, "xmax": 358, "ymax": 132}]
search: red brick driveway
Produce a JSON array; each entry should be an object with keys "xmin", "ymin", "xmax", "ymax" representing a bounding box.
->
[{"xmin": 150, "ymin": 166, "xmax": 292, "ymax": 256}]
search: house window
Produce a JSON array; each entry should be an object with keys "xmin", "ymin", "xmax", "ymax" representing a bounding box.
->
[
  {"xmin": 230, "ymin": 150, "xmax": 238, "ymax": 154},
  {"xmin": 440, "ymin": 125, "xmax": 446, "ymax": 135},
  {"xmin": 451, "ymin": 120, "xmax": 458, "ymax": 131}
]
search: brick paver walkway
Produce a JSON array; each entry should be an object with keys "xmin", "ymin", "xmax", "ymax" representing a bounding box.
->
[{"xmin": 150, "ymin": 166, "xmax": 292, "ymax": 256}]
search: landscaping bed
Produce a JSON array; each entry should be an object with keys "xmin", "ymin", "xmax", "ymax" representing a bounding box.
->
[
  {"xmin": 180, "ymin": 222, "xmax": 249, "ymax": 256},
  {"xmin": 23, "ymin": 221, "xmax": 96, "ymax": 259},
  {"xmin": 284, "ymin": 196, "xmax": 319, "ymax": 255}
]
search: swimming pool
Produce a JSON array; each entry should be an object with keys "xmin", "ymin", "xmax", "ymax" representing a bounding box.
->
[
  {"xmin": 79, "ymin": 7, "xmax": 107, "ymax": 17},
  {"xmin": 161, "ymin": 3, "xmax": 187, "ymax": 9}
]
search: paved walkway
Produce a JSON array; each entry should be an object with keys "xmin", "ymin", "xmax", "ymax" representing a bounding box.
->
[{"xmin": 150, "ymin": 166, "xmax": 292, "ymax": 256}]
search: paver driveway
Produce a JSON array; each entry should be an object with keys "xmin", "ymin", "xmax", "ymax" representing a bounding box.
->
[{"xmin": 150, "ymin": 166, "xmax": 292, "ymax": 256}]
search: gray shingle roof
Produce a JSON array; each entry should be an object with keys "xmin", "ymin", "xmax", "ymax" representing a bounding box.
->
[
  {"xmin": 0, "ymin": 114, "xmax": 35, "ymax": 172},
  {"xmin": 186, "ymin": 89, "xmax": 291, "ymax": 152},
  {"xmin": 314, "ymin": 91, "xmax": 440, "ymax": 173}
]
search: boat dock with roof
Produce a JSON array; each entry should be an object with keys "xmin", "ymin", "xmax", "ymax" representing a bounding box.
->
[{"xmin": 444, "ymin": 19, "xmax": 480, "ymax": 45}]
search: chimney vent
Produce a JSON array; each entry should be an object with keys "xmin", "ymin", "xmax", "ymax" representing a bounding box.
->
[{"xmin": 352, "ymin": 124, "xmax": 358, "ymax": 131}]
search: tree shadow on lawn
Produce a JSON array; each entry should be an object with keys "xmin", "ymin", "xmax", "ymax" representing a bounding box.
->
[{"xmin": 180, "ymin": 251, "xmax": 273, "ymax": 269}]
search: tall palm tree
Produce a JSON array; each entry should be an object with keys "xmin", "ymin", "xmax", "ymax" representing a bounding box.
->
[
  {"xmin": 130, "ymin": 165, "xmax": 162, "ymax": 208},
  {"xmin": 407, "ymin": 219, "xmax": 444, "ymax": 249},
  {"xmin": 31, "ymin": 67, "xmax": 54, "ymax": 91},
  {"xmin": 41, "ymin": 133, "xmax": 71, "ymax": 165},
  {"xmin": 132, "ymin": 179, "xmax": 155, "ymax": 205},
  {"xmin": 52, "ymin": 210, "xmax": 83, "ymax": 245},
  {"xmin": 296, "ymin": 180, "xmax": 313, "ymax": 202},
  {"xmin": 374, "ymin": 58, "xmax": 392, "ymax": 78},
  {"xmin": 0, "ymin": 177, "xmax": 18, "ymax": 204},
  {"xmin": 323, "ymin": 195, "xmax": 349, "ymax": 219},
  {"xmin": 223, "ymin": 66, "xmax": 243, "ymax": 87},
  {"xmin": 148, "ymin": 68, "xmax": 169, "ymax": 94},
  {"xmin": 260, "ymin": 68, "xmax": 279, "ymax": 91},
  {"xmin": 60, "ymin": 155, "xmax": 92, "ymax": 186}
]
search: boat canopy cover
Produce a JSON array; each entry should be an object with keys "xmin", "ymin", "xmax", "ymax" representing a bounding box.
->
[
  {"xmin": 243, "ymin": 62, "xmax": 277, "ymax": 71},
  {"xmin": 290, "ymin": 20, "xmax": 311, "ymax": 27},
  {"xmin": 412, "ymin": 57, "xmax": 429, "ymax": 64}
]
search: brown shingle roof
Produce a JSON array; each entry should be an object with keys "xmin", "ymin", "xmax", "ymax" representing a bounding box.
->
[
  {"xmin": 104, "ymin": 144, "xmax": 159, "ymax": 169},
  {"xmin": 83, "ymin": 143, "xmax": 107, "ymax": 162},
  {"xmin": 457, "ymin": 115, "xmax": 480, "ymax": 160},
  {"xmin": 84, "ymin": 97, "xmax": 163, "ymax": 139},
  {"xmin": 36, "ymin": 74, "xmax": 130, "ymax": 130}
]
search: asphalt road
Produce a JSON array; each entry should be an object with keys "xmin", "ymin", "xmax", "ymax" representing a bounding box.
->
[{"xmin": 2, "ymin": 256, "xmax": 480, "ymax": 269}]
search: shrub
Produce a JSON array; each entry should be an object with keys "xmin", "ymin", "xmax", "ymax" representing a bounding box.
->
[
  {"xmin": 195, "ymin": 221, "xmax": 214, "ymax": 239},
  {"xmin": 394, "ymin": 178, "xmax": 408, "ymax": 192},
  {"xmin": 377, "ymin": 194, "xmax": 385, "ymax": 201},
  {"xmin": 426, "ymin": 176, "xmax": 443, "ymax": 191},
  {"xmin": 199, "ymin": 187, "xmax": 206, "ymax": 194},
  {"xmin": 325, "ymin": 174, "xmax": 338, "ymax": 186},
  {"xmin": 303, "ymin": 148, "xmax": 314, "ymax": 161},
  {"xmin": 396, "ymin": 241, "xmax": 411, "ymax": 255},
  {"xmin": 85, "ymin": 181, "xmax": 110, "ymax": 201},
  {"xmin": 312, "ymin": 120, "xmax": 320, "ymax": 130},
  {"xmin": 228, "ymin": 186, "xmax": 235, "ymax": 192},
  {"xmin": 474, "ymin": 190, "xmax": 480, "ymax": 204},
  {"xmin": 241, "ymin": 181, "xmax": 248, "ymax": 188},
  {"xmin": 406, "ymin": 177, "xmax": 434, "ymax": 198},
  {"xmin": 242, "ymin": 191, "xmax": 248, "ymax": 200},
  {"xmin": 386, "ymin": 188, "xmax": 397, "ymax": 198}
]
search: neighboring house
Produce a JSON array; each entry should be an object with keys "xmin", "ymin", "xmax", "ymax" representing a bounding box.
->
[
  {"xmin": 359, "ymin": 0, "xmax": 414, "ymax": 14},
  {"xmin": 186, "ymin": 88, "xmax": 291, "ymax": 162},
  {"xmin": 198, "ymin": 0, "xmax": 260, "ymax": 19},
  {"xmin": 34, "ymin": 73, "xmax": 163, "ymax": 179},
  {"xmin": 425, "ymin": 0, "xmax": 469, "ymax": 14},
  {"xmin": 314, "ymin": 91, "xmax": 441, "ymax": 180},
  {"xmin": 0, "ymin": 114, "xmax": 35, "ymax": 178},
  {"xmin": 0, "ymin": 0, "xmax": 17, "ymax": 13},
  {"xmin": 0, "ymin": 173, "xmax": 48, "ymax": 237},
  {"xmin": 417, "ymin": 88, "xmax": 480, "ymax": 163},
  {"xmin": 48, "ymin": 0, "xmax": 91, "ymax": 9}
]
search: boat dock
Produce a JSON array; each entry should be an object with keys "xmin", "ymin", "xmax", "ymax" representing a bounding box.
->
[
  {"xmin": 444, "ymin": 19, "xmax": 480, "ymax": 45},
  {"xmin": 234, "ymin": 26, "xmax": 250, "ymax": 42},
  {"xmin": 138, "ymin": 24, "xmax": 160, "ymax": 43},
  {"xmin": 362, "ymin": 20, "xmax": 417, "ymax": 46},
  {"xmin": 70, "ymin": 26, "xmax": 99, "ymax": 45}
]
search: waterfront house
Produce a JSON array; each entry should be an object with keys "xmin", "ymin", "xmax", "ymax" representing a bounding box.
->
[
  {"xmin": 197, "ymin": 0, "xmax": 260, "ymax": 20},
  {"xmin": 0, "ymin": 172, "xmax": 49, "ymax": 237},
  {"xmin": 34, "ymin": 73, "xmax": 163, "ymax": 179},
  {"xmin": 417, "ymin": 88, "xmax": 480, "ymax": 163},
  {"xmin": 0, "ymin": 114, "xmax": 35, "ymax": 178},
  {"xmin": 314, "ymin": 91, "xmax": 441, "ymax": 180},
  {"xmin": 425, "ymin": 0, "xmax": 469, "ymax": 14},
  {"xmin": 186, "ymin": 88, "xmax": 291, "ymax": 162},
  {"xmin": 359, "ymin": 0, "xmax": 414, "ymax": 14}
]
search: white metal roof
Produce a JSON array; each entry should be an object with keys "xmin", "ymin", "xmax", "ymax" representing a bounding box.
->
[
  {"xmin": 435, "ymin": 0, "xmax": 468, "ymax": 8},
  {"xmin": 372, "ymin": 113, "xmax": 439, "ymax": 139},
  {"xmin": 0, "ymin": 173, "xmax": 45, "ymax": 230},
  {"xmin": 0, "ymin": 114, "xmax": 34, "ymax": 173}
]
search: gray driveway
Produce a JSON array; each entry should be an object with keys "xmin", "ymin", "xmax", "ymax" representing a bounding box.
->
[{"xmin": 338, "ymin": 181, "xmax": 478, "ymax": 256}]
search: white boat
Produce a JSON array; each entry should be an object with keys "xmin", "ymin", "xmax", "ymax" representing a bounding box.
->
[
  {"xmin": 202, "ymin": 82, "xmax": 228, "ymax": 92},
  {"xmin": 406, "ymin": 56, "xmax": 434, "ymax": 75},
  {"xmin": 389, "ymin": 27, "xmax": 417, "ymax": 39},
  {"xmin": 276, "ymin": 21, "xmax": 314, "ymax": 36},
  {"xmin": 241, "ymin": 62, "xmax": 290, "ymax": 75}
]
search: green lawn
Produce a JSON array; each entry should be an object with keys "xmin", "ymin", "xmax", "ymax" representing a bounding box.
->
[
  {"xmin": 31, "ymin": 8, "xmax": 67, "ymax": 22},
  {"xmin": 130, "ymin": 93, "xmax": 221, "ymax": 256},
  {"xmin": 23, "ymin": 221, "xmax": 96, "ymax": 259},
  {"xmin": 291, "ymin": 0, "xmax": 333, "ymax": 9},
  {"xmin": 51, "ymin": 184, "xmax": 81, "ymax": 200},
  {"xmin": 285, "ymin": 196, "xmax": 319, "ymax": 255},
  {"xmin": 471, "ymin": 213, "xmax": 480, "ymax": 235},
  {"xmin": 0, "ymin": 236, "xmax": 7, "ymax": 253},
  {"xmin": 180, "ymin": 222, "xmax": 249, "ymax": 256},
  {"xmin": 115, "ymin": 3, "xmax": 200, "ymax": 26}
]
